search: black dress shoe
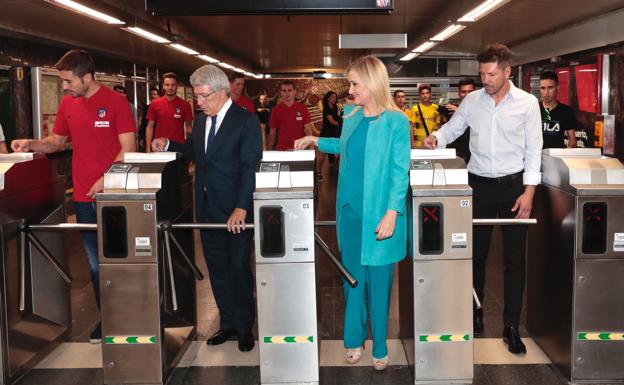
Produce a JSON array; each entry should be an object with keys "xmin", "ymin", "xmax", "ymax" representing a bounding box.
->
[
  {"xmin": 503, "ymin": 325, "xmax": 527, "ymax": 355},
  {"xmin": 238, "ymin": 332, "xmax": 255, "ymax": 352},
  {"xmin": 206, "ymin": 329, "xmax": 237, "ymax": 346},
  {"xmin": 473, "ymin": 308, "xmax": 484, "ymax": 337}
]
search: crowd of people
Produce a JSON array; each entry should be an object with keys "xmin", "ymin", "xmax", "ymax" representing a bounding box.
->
[{"xmin": 7, "ymin": 41, "xmax": 582, "ymax": 370}]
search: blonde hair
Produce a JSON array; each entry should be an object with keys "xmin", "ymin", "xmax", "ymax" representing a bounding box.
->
[{"xmin": 345, "ymin": 55, "xmax": 400, "ymax": 117}]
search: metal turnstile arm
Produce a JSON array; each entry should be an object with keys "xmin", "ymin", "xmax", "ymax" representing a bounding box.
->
[
  {"xmin": 314, "ymin": 232, "xmax": 358, "ymax": 288},
  {"xmin": 26, "ymin": 232, "xmax": 72, "ymax": 284},
  {"xmin": 19, "ymin": 229, "xmax": 27, "ymax": 312},
  {"xmin": 473, "ymin": 218, "xmax": 537, "ymax": 225},
  {"xmin": 160, "ymin": 223, "xmax": 204, "ymax": 280},
  {"xmin": 162, "ymin": 228, "xmax": 179, "ymax": 312}
]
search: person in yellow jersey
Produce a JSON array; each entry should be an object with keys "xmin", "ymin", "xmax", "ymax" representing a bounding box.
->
[{"xmin": 410, "ymin": 83, "xmax": 441, "ymax": 148}]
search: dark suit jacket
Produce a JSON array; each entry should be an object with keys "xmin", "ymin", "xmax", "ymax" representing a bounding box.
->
[{"xmin": 169, "ymin": 102, "xmax": 262, "ymax": 223}]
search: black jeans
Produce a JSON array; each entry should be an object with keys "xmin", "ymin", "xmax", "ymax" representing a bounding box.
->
[{"xmin": 470, "ymin": 173, "xmax": 527, "ymax": 328}]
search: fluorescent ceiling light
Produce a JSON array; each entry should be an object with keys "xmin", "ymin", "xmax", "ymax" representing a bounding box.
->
[
  {"xmin": 49, "ymin": 0, "xmax": 125, "ymax": 24},
  {"xmin": 430, "ymin": 24, "xmax": 466, "ymax": 42},
  {"xmin": 217, "ymin": 62, "xmax": 234, "ymax": 70},
  {"xmin": 339, "ymin": 34, "xmax": 407, "ymax": 49},
  {"xmin": 169, "ymin": 44, "xmax": 199, "ymax": 55},
  {"xmin": 125, "ymin": 27, "xmax": 170, "ymax": 43},
  {"xmin": 458, "ymin": 0, "xmax": 511, "ymax": 22},
  {"xmin": 412, "ymin": 41, "xmax": 438, "ymax": 53},
  {"xmin": 243, "ymin": 71, "xmax": 255, "ymax": 77},
  {"xmin": 254, "ymin": 74, "xmax": 264, "ymax": 79},
  {"xmin": 399, "ymin": 52, "xmax": 419, "ymax": 62},
  {"xmin": 197, "ymin": 55, "xmax": 219, "ymax": 63}
]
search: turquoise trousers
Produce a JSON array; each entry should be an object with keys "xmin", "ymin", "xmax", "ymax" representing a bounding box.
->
[{"xmin": 340, "ymin": 204, "xmax": 394, "ymax": 359}]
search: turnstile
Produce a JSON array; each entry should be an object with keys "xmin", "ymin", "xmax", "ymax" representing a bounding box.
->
[
  {"xmin": 0, "ymin": 153, "xmax": 69, "ymax": 384},
  {"xmin": 399, "ymin": 149, "xmax": 473, "ymax": 385},
  {"xmin": 254, "ymin": 150, "xmax": 318, "ymax": 385},
  {"xmin": 527, "ymin": 148, "xmax": 624, "ymax": 384},
  {"xmin": 96, "ymin": 152, "xmax": 198, "ymax": 385}
]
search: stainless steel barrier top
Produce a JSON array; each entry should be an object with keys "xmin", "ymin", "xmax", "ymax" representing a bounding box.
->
[
  {"xmin": 99, "ymin": 152, "xmax": 181, "ymax": 199},
  {"xmin": 254, "ymin": 150, "xmax": 315, "ymax": 199},
  {"xmin": 541, "ymin": 148, "xmax": 624, "ymax": 196},
  {"xmin": 410, "ymin": 149, "xmax": 471, "ymax": 197},
  {"xmin": 0, "ymin": 153, "xmax": 35, "ymax": 191}
]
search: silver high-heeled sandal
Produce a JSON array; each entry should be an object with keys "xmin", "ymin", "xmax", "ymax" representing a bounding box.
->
[
  {"xmin": 345, "ymin": 347, "xmax": 363, "ymax": 364},
  {"xmin": 372, "ymin": 355, "xmax": 389, "ymax": 370}
]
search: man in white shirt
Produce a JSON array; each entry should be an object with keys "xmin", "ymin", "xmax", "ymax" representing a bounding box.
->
[
  {"xmin": 423, "ymin": 43, "xmax": 542, "ymax": 355},
  {"xmin": 152, "ymin": 64, "xmax": 262, "ymax": 353}
]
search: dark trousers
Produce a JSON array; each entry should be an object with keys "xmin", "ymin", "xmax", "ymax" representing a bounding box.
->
[
  {"xmin": 200, "ymin": 228, "xmax": 255, "ymax": 334},
  {"xmin": 74, "ymin": 201, "xmax": 100, "ymax": 309},
  {"xmin": 470, "ymin": 173, "xmax": 527, "ymax": 327}
]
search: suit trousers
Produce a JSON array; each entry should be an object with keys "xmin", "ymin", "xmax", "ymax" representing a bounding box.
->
[
  {"xmin": 200, "ymin": 228, "xmax": 255, "ymax": 334},
  {"xmin": 339, "ymin": 204, "xmax": 394, "ymax": 359},
  {"xmin": 470, "ymin": 174, "xmax": 527, "ymax": 328}
]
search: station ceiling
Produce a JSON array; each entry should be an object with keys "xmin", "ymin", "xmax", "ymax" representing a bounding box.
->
[{"xmin": 1, "ymin": 0, "xmax": 623, "ymax": 75}]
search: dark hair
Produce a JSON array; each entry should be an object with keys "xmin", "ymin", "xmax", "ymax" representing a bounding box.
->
[
  {"xmin": 476, "ymin": 43, "xmax": 511, "ymax": 67},
  {"xmin": 113, "ymin": 85, "xmax": 126, "ymax": 93},
  {"xmin": 458, "ymin": 78, "xmax": 476, "ymax": 88},
  {"xmin": 228, "ymin": 72, "xmax": 245, "ymax": 82},
  {"xmin": 162, "ymin": 72, "xmax": 178, "ymax": 82},
  {"xmin": 149, "ymin": 87, "xmax": 159, "ymax": 94},
  {"xmin": 280, "ymin": 80, "xmax": 295, "ymax": 90},
  {"xmin": 322, "ymin": 91, "xmax": 338, "ymax": 111},
  {"xmin": 393, "ymin": 89, "xmax": 405, "ymax": 98},
  {"xmin": 55, "ymin": 49, "xmax": 95, "ymax": 77},
  {"xmin": 540, "ymin": 70, "xmax": 559, "ymax": 84},
  {"xmin": 418, "ymin": 83, "xmax": 431, "ymax": 94}
]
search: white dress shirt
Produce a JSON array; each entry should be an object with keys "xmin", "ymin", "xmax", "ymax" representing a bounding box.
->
[
  {"xmin": 205, "ymin": 98, "xmax": 233, "ymax": 152},
  {"xmin": 433, "ymin": 81, "xmax": 542, "ymax": 185}
]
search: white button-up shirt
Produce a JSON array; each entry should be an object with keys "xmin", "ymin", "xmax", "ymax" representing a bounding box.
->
[
  {"xmin": 433, "ymin": 81, "xmax": 542, "ymax": 185},
  {"xmin": 204, "ymin": 98, "xmax": 232, "ymax": 152}
]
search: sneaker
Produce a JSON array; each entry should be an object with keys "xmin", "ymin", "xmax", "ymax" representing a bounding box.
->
[{"xmin": 89, "ymin": 323, "xmax": 102, "ymax": 344}]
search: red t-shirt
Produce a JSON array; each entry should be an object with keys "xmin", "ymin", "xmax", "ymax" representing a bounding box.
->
[
  {"xmin": 233, "ymin": 95, "xmax": 256, "ymax": 114},
  {"xmin": 146, "ymin": 96, "xmax": 193, "ymax": 144},
  {"xmin": 53, "ymin": 86, "xmax": 135, "ymax": 202},
  {"xmin": 269, "ymin": 102, "xmax": 311, "ymax": 151}
]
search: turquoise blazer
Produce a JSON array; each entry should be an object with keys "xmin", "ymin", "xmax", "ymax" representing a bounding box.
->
[{"xmin": 318, "ymin": 105, "xmax": 411, "ymax": 266}]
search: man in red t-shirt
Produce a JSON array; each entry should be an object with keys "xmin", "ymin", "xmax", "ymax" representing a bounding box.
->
[
  {"xmin": 268, "ymin": 80, "xmax": 314, "ymax": 150},
  {"xmin": 145, "ymin": 72, "xmax": 193, "ymax": 152},
  {"xmin": 12, "ymin": 49, "xmax": 135, "ymax": 344},
  {"xmin": 229, "ymin": 73, "xmax": 256, "ymax": 114}
]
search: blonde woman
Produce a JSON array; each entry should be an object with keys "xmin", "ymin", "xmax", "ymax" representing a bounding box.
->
[{"xmin": 295, "ymin": 55, "xmax": 410, "ymax": 370}]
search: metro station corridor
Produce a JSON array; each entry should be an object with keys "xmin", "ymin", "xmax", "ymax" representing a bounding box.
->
[{"xmin": 10, "ymin": 161, "xmax": 606, "ymax": 385}]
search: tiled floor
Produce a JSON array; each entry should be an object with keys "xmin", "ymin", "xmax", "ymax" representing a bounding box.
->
[{"xmin": 13, "ymin": 160, "xmax": 619, "ymax": 385}]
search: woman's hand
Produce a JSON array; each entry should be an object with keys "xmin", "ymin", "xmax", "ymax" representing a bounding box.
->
[
  {"xmin": 294, "ymin": 135, "xmax": 319, "ymax": 150},
  {"xmin": 375, "ymin": 210, "xmax": 397, "ymax": 240}
]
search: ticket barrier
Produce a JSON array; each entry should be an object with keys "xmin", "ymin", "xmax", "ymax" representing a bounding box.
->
[
  {"xmin": 253, "ymin": 150, "xmax": 319, "ymax": 385},
  {"xmin": 96, "ymin": 152, "xmax": 200, "ymax": 385},
  {"xmin": 0, "ymin": 153, "xmax": 69, "ymax": 384},
  {"xmin": 527, "ymin": 148, "xmax": 624, "ymax": 384},
  {"xmin": 399, "ymin": 149, "xmax": 473, "ymax": 385}
]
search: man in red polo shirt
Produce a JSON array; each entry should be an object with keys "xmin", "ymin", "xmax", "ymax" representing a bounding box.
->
[
  {"xmin": 145, "ymin": 72, "xmax": 193, "ymax": 152},
  {"xmin": 229, "ymin": 73, "xmax": 256, "ymax": 114},
  {"xmin": 12, "ymin": 49, "xmax": 136, "ymax": 344},
  {"xmin": 268, "ymin": 80, "xmax": 314, "ymax": 150}
]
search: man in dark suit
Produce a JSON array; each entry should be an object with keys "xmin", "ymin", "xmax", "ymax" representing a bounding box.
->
[{"xmin": 152, "ymin": 64, "xmax": 262, "ymax": 352}]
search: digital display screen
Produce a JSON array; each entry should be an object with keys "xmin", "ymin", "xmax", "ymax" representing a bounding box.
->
[
  {"xmin": 419, "ymin": 204, "xmax": 443, "ymax": 254},
  {"xmin": 582, "ymin": 202, "xmax": 607, "ymax": 254},
  {"xmin": 260, "ymin": 206, "xmax": 285, "ymax": 258},
  {"xmin": 102, "ymin": 206, "xmax": 128, "ymax": 259},
  {"xmin": 146, "ymin": 0, "xmax": 392, "ymax": 15}
]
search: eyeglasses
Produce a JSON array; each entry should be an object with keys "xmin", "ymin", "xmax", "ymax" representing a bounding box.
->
[
  {"xmin": 194, "ymin": 90, "xmax": 217, "ymax": 101},
  {"xmin": 544, "ymin": 108, "xmax": 551, "ymax": 122}
]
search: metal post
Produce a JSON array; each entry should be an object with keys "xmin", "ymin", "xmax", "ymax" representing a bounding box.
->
[
  {"xmin": 19, "ymin": 228, "xmax": 27, "ymax": 311},
  {"xmin": 602, "ymin": 53, "xmax": 610, "ymax": 115},
  {"xmin": 28, "ymin": 223, "xmax": 97, "ymax": 231}
]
